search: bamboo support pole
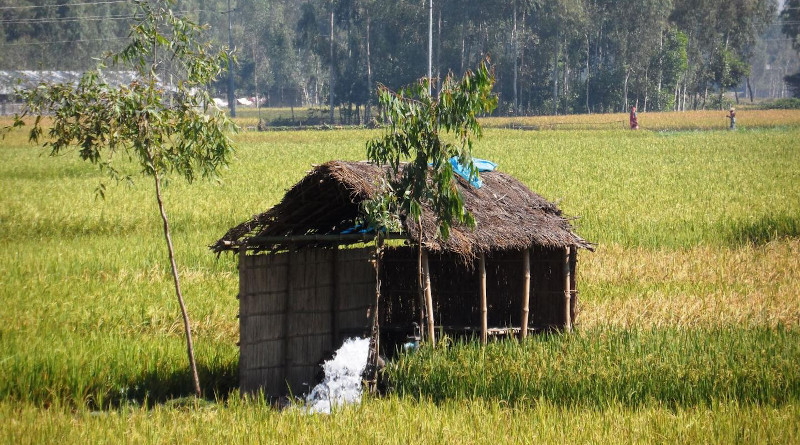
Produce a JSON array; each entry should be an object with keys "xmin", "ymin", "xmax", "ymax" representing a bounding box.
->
[
  {"xmin": 365, "ymin": 237, "xmax": 383, "ymax": 390},
  {"xmin": 417, "ymin": 224, "xmax": 426, "ymax": 342},
  {"xmin": 240, "ymin": 232, "xmax": 407, "ymax": 247},
  {"xmin": 564, "ymin": 246, "xmax": 572, "ymax": 332},
  {"xmin": 238, "ymin": 245, "xmax": 246, "ymax": 383},
  {"xmin": 520, "ymin": 248, "xmax": 531, "ymax": 339},
  {"xmin": 480, "ymin": 253, "xmax": 487, "ymax": 345},
  {"xmin": 422, "ymin": 250, "xmax": 435, "ymax": 347},
  {"xmin": 330, "ymin": 247, "xmax": 339, "ymax": 348},
  {"xmin": 282, "ymin": 245, "xmax": 294, "ymax": 381}
]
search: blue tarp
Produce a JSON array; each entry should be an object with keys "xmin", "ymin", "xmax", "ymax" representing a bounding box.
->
[
  {"xmin": 340, "ymin": 224, "xmax": 377, "ymax": 234},
  {"xmin": 449, "ymin": 157, "xmax": 497, "ymax": 188},
  {"xmin": 342, "ymin": 157, "xmax": 497, "ymax": 234}
]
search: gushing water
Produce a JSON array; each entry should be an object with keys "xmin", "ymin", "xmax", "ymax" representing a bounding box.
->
[{"xmin": 305, "ymin": 337, "xmax": 370, "ymax": 414}]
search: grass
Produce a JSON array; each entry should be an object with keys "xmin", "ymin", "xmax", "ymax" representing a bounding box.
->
[
  {"xmin": 387, "ymin": 326, "xmax": 800, "ymax": 407},
  {"xmin": 483, "ymin": 109, "xmax": 800, "ymax": 131},
  {"xmin": 479, "ymin": 127, "xmax": 800, "ymax": 248},
  {"xmin": 2, "ymin": 398, "xmax": 798, "ymax": 444},
  {"xmin": 1, "ymin": 110, "xmax": 799, "ymax": 441},
  {"xmin": 230, "ymin": 106, "xmax": 800, "ymax": 131},
  {"xmin": 578, "ymin": 240, "xmax": 800, "ymax": 329}
]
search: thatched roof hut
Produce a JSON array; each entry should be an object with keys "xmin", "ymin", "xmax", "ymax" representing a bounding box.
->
[
  {"xmin": 214, "ymin": 160, "xmax": 593, "ymax": 397},
  {"xmin": 212, "ymin": 160, "xmax": 592, "ymax": 257}
]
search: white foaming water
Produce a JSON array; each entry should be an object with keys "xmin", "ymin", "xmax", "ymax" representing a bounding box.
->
[{"xmin": 304, "ymin": 337, "xmax": 370, "ymax": 414}]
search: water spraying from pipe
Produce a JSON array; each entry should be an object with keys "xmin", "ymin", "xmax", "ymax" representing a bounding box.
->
[{"xmin": 304, "ymin": 337, "xmax": 370, "ymax": 414}]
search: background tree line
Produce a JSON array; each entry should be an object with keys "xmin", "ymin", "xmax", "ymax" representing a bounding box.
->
[{"xmin": 2, "ymin": 0, "xmax": 799, "ymax": 116}]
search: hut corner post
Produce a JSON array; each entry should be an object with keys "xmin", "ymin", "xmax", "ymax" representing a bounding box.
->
[
  {"xmin": 521, "ymin": 248, "xmax": 531, "ymax": 339},
  {"xmin": 417, "ymin": 232, "xmax": 426, "ymax": 343},
  {"xmin": 282, "ymin": 243, "xmax": 295, "ymax": 390},
  {"xmin": 330, "ymin": 247, "xmax": 339, "ymax": 351},
  {"xmin": 365, "ymin": 235, "xmax": 383, "ymax": 391},
  {"xmin": 422, "ymin": 249, "xmax": 435, "ymax": 347},
  {"xmin": 237, "ymin": 244, "xmax": 246, "ymax": 391},
  {"xmin": 480, "ymin": 253, "xmax": 487, "ymax": 345},
  {"xmin": 564, "ymin": 246, "xmax": 572, "ymax": 332}
]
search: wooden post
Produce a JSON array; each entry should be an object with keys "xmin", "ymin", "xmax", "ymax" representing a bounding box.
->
[
  {"xmin": 564, "ymin": 246, "xmax": 572, "ymax": 332},
  {"xmin": 479, "ymin": 253, "xmax": 487, "ymax": 345},
  {"xmin": 569, "ymin": 247, "xmax": 577, "ymax": 326},
  {"xmin": 417, "ymin": 225, "xmax": 427, "ymax": 342},
  {"xmin": 365, "ymin": 236, "xmax": 383, "ymax": 390},
  {"xmin": 238, "ymin": 245, "xmax": 246, "ymax": 388},
  {"xmin": 520, "ymin": 248, "xmax": 531, "ymax": 339},
  {"xmin": 330, "ymin": 247, "xmax": 339, "ymax": 348},
  {"xmin": 422, "ymin": 249, "xmax": 435, "ymax": 347},
  {"xmin": 282, "ymin": 246, "xmax": 294, "ymax": 386}
]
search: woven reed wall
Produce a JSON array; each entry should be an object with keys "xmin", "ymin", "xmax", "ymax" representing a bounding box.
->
[
  {"xmin": 529, "ymin": 246, "xmax": 577, "ymax": 329},
  {"xmin": 238, "ymin": 247, "xmax": 375, "ymax": 397},
  {"xmin": 238, "ymin": 244, "xmax": 578, "ymax": 396},
  {"xmin": 381, "ymin": 246, "xmax": 577, "ymax": 337}
]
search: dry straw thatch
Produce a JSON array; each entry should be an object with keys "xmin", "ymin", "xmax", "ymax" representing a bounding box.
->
[{"xmin": 212, "ymin": 160, "xmax": 593, "ymax": 259}]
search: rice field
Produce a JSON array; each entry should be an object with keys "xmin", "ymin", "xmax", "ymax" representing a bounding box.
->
[
  {"xmin": 484, "ymin": 108, "xmax": 800, "ymax": 131},
  {"xmin": 1, "ymin": 110, "xmax": 799, "ymax": 442}
]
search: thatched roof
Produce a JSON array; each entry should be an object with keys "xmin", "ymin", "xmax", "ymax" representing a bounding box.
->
[{"xmin": 212, "ymin": 160, "xmax": 593, "ymax": 258}]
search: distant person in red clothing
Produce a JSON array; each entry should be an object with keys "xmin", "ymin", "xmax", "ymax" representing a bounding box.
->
[{"xmin": 629, "ymin": 106, "xmax": 639, "ymax": 130}]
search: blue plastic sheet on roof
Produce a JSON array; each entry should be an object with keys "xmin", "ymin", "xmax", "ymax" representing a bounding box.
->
[
  {"xmin": 340, "ymin": 224, "xmax": 376, "ymax": 234},
  {"xmin": 449, "ymin": 157, "xmax": 497, "ymax": 188},
  {"xmin": 340, "ymin": 158, "xmax": 496, "ymax": 234}
]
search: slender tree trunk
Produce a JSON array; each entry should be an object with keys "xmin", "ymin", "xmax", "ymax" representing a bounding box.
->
[
  {"xmin": 520, "ymin": 10, "xmax": 526, "ymax": 112},
  {"xmin": 552, "ymin": 35, "xmax": 559, "ymax": 115},
  {"xmin": 562, "ymin": 36, "xmax": 568, "ymax": 102},
  {"xmin": 585, "ymin": 33, "xmax": 590, "ymax": 113},
  {"xmin": 428, "ymin": 0, "xmax": 433, "ymax": 95},
  {"xmin": 253, "ymin": 45, "xmax": 262, "ymax": 126},
  {"xmin": 460, "ymin": 31, "xmax": 466, "ymax": 74},
  {"xmin": 365, "ymin": 15, "xmax": 373, "ymax": 122},
  {"xmin": 682, "ymin": 75, "xmax": 687, "ymax": 111},
  {"xmin": 423, "ymin": 249, "xmax": 435, "ymax": 347},
  {"xmin": 702, "ymin": 84, "xmax": 708, "ymax": 110},
  {"xmin": 436, "ymin": 8, "xmax": 441, "ymax": 83},
  {"xmin": 656, "ymin": 29, "xmax": 664, "ymax": 112},
  {"xmin": 365, "ymin": 234, "xmax": 383, "ymax": 389},
  {"xmin": 643, "ymin": 66, "xmax": 649, "ymax": 112},
  {"xmin": 417, "ymin": 221, "xmax": 426, "ymax": 340},
  {"xmin": 597, "ymin": 23, "xmax": 603, "ymax": 67},
  {"xmin": 227, "ymin": 0, "xmax": 236, "ymax": 118},
  {"xmin": 152, "ymin": 166, "xmax": 201, "ymax": 398},
  {"xmin": 148, "ymin": 35, "xmax": 200, "ymax": 399},
  {"xmin": 329, "ymin": 10, "xmax": 335, "ymax": 125},
  {"xmin": 512, "ymin": 1, "xmax": 518, "ymax": 114},
  {"xmin": 623, "ymin": 68, "xmax": 630, "ymax": 112}
]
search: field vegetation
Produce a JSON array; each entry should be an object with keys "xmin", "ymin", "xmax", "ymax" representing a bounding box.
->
[
  {"xmin": 1, "ymin": 110, "xmax": 799, "ymax": 442},
  {"xmin": 484, "ymin": 109, "xmax": 800, "ymax": 131},
  {"xmin": 229, "ymin": 106, "xmax": 800, "ymax": 131}
]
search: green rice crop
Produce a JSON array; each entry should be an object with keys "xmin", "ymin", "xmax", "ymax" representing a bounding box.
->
[
  {"xmin": 477, "ymin": 127, "xmax": 800, "ymax": 248},
  {"xmin": 386, "ymin": 326, "xmax": 800, "ymax": 407},
  {"xmin": 1, "ymin": 112, "xmax": 799, "ymax": 440},
  {"xmin": 483, "ymin": 108, "xmax": 800, "ymax": 130},
  {"xmin": 1, "ymin": 397, "xmax": 798, "ymax": 444}
]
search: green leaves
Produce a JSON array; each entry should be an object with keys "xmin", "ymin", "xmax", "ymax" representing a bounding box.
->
[
  {"xmin": 4, "ymin": 0, "xmax": 237, "ymax": 398},
  {"xmin": 10, "ymin": 0, "xmax": 236, "ymax": 188},
  {"xmin": 365, "ymin": 57, "xmax": 496, "ymax": 240}
]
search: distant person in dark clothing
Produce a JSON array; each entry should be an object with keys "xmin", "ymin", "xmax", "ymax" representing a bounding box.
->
[
  {"xmin": 629, "ymin": 106, "xmax": 639, "ymax": 130},
  {"xmin": 727, "ymin": 107, "xmax": 736, "ymax": 130}
]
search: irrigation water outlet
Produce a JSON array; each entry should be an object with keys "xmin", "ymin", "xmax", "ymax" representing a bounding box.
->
[{"xmin": 304, "ymin": 337, "xmax": 370, "ymax": 414}]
